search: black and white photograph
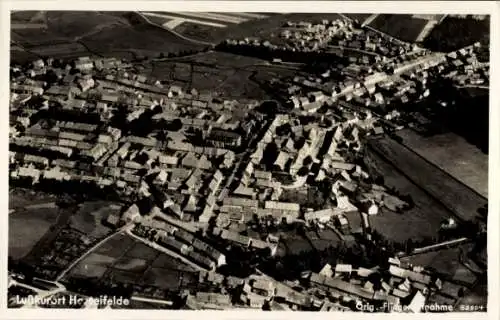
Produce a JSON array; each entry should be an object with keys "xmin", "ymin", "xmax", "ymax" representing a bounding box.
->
[{"xmin": 4, "ymin": 1, "xmax": 497, "ymax": 316}]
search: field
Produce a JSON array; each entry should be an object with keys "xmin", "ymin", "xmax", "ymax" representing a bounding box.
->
[
  {"xmin": 11, "ymin": 11, "xmax": 205, "ymax": 62},
  {"xmin": 70, "ymin": 253, "xmax": 116, "ymax": 278},
  {"xmin": 397, "ymin": 129, "xmax": 488, "ymax": 198},
  {"xmin": 367, "ymin": 14, "xmax": 430, "ymax": 42},
  {"xmin": 69, "ymin": 201, "xmax": 123, "ymax": 239},
  {"xmin": 423, "ymin": 16, "xmax": 490, "ymax": 51},
  {"xmin": 368, "ymin": 137, "xmax": 487, "ymax": 222},
  {"xmin": 364, "ymin": 144, "xmax": 453, "ymax": 243},
  {"xmin": 66, "ymin": 233, "xmax": 198, "ymax": 290},
  {"xmin": 144, "ymin": 51, "xmax": 290, "ymax": 99},
  {"xmin": 344, "ymin": 14, "xmax": 373, "ymax": 23},
  {"xmin": 400, "ymin": 244, "xmax": 478, "ymax": 285},
  {"xmin": 8, "ymin": 189, "xmax": 63, "ymax": 260},
  {"xmin": 9, "ymin": 208, "xmax": 60, "ymax": 260}
]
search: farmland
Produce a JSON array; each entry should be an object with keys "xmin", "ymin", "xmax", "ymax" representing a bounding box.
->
[
  {"xmin": 11, "ymin": 11, "xmax": 206, "ymax": 62},
  {"xmin": 69, "ymin": 201, "xmax": 123, "ymax": 239},
  {"xmin": 368, "ymin": 137, "xmax": 487, "ymax": 222},
  {"xmin": 65, "ymin": 233, "xmax": 198, "ymax": 291},
  {"xmin": 143, "ymin": 50, "xmax": 297, "ymax": 99},
  {"xmin": 8, "ymin": 189, "xmax": 65, "ymax": 260},
  {"xmin": 396, "ymin": 129, "xmax": 488, "ymax": 198},
  {"xmin": 364, "ymin": 142, "xmax": 453, "ymax": 243},
  {"xmin": 344, "ymin": 14, "xmax": 373, "ymax": 23},
  {"xmin": 367, "ymin": 14, "xmax": 429, "ymax": 42},
  {"xmin": 423, "ymin": 16, "xmax": 490, "ymax": 51},
  {"xmin": 9, "ymin": 206, "xmax": 60, "ymax": 260}
]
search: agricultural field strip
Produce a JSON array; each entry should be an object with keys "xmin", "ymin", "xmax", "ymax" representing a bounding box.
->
[
  {"xmin": 164, "ymin": 20, "xmax": 185, "ymax": 29},
  {"xmin": 415, "ymin": 20, "xmax": 439, "ymax": 42},
  {"xmin": 361, "ymin": 14, "xmax": 378, "ymax": 27},
  {"xmin": 141, "ymin": 12, "xmax": 227, "ymax": 28},
  {"xmin": 370, "ymin": 138, "xmax": 486, "ymax": 221},
  {"xmin": 220, "ymin": 12, "xmax": 270, "ymax": 19},
  {"xmin": 11, "ymin": 23, "xmax": 47, "ymax": 30},
  {"xmin": 176, "ymin": 12, "xmax": 250, "ymax": 24}
]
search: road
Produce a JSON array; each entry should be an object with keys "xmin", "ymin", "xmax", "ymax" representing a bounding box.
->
[
  {"xmin": 397, "ymin": 237, "xmax": 471, "ymax": 258},
  {"xmin": 131, "ymin": 295, "xmax": 174, "ymax": 306}
]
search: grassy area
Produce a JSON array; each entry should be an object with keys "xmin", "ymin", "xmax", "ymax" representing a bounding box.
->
[
  {"xmin": 9, "ymin": 188, "xmax": 57, "ymax": 209},
  {"xmin": 400, "ymin": 244, "xmax": 477, "ymax": 285},
  {"xmin": 113, "ymin": 257, "xmax": 150, "ymax": 273},
  {"xmin": 9, "ymin": 210, "xmax": 58, "ymax": 260},
  {"xmin": 65, "ymin": 232, "xmax": 198, "ymax": 292},
  {"xmin": 368, "ymin": 14, "xmax": 429, "ymax": 42},
  {"xmin": 8, "ymin": 190, "xmax": 62, "ymax": 260},
  {"xmin": 11, "ymin": 11, "xmax": 206, "ymax": 62},
  {"xmin": 344, "ymin": 14, "xmax": 373, "ymax": 23},
  {"xmin": 124, "ymin": 242, "xmax": 160, "ymax": 261},
  {"xmin": 44, "ymin": 11, "xmax": 129, "ymax": 39},
  {"xmin": 423, "ymin": 16, "xmax": 490, "ymax": 51},
  {"xmin": 364, "ymin": 144, "xmax": 451, "ymax": 243},
  {"xmin": 397, "ymin": 129, "xmax": 488, "ymax": 198},
  {"xmin": 69, "ymin": 201, "xmax": 122, "ymax": 239},
  {"xmin": 147, "ymin": 53, "xmax": 271, "ymax": 99},
  {"xmin": 173, "ymin": 22, "xmax": 222, "ymax": 43},
  {"xmin": 369, "ymin": 137, "xmax": 487, "ymax": 222},
  {"xmin": 142, "ymin": 268, "xmax": 181, "ymax": 289},
  {"xmin": 11, "ymin": 49, "xmax": 41, "ymax": 64},
  {"xmin": 69, "ymin": 253, "xmax": 116, "ymax": 278},
  {"xmin": 94, "ymin": 233, "xmax": 136, "ymax": 258}
]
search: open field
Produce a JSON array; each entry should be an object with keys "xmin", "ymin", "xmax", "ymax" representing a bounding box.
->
[
  {"xmin": 44, "ymin": 11, "xmax": 129, "ymax": 39},
  {"xmin": 364, "ymin": 145, "xmax": 453, "ymax": 243},
  {"xmin": 367, "ymin": 14, "xmax": 429, "ymax": 42},
  {"xmin": 344, "ymin": 14, "xmax": 373, "ymax": 23},
  {"xmin": 368, "ymin": 137, "xmax": 486, "ymax": 222},
  {"xmin": 69, "ymin": 253, "xmax": 116, "ymax": 278},
  {"xmin": 400, "ymin": 244, "xmax": 478, "ymax": 285},
  {"xmin": 152, "ymin": 253, "xmax": 197, "ymax": 271},
  {"xmin": 8, "ymin": 189, "xmax": 63, "ymax": 260},
  {"xmin": 11, "ymin": 11, "xmax": 46, "ymax": 23},
  {"xmin": 397, "ymin": 129, "xmax": 488, "ymax": 198},
  {"xmin": 142, "ymin": 268, "xmax": 181, "ymax": 289},
  {"xmin": 124, "ymin": 242, "xmax": 161, "ymax": 261},
  {"xmin": 64, "ymin": 233, "xmax": 198, "ymax": 291},
  {"xmin": 141, "ymin": 12, "xmax": 285, "ymax": 44},
  {"xmin": 146, "ymin": 52, "xmax": 274, "ymax": 99},
  {"xmin": 9, "ymin": 209, "xmax": 59, "ymax": 260},
  {"xmin": 69, "ymin": 201, "xmax": 122, "ymax": 239},
  {"xmin": 29, "ymin": 42, "xmax": 90, "ymax": 58},
  {"xmin": 94, "ymin": 233, "xmax": 136, "ymax": 258},
  {"xmin": 11, "ymin": 11, "xmax": 205, "ymax": 61},
  {"xmin": 113, "ymin": 257, "xmax": 150, "ymax": 273},
  {"xmin": 9, "ymin": 188, "xmax": 58, "ymax": 209},
  {"xmin": 423, "ymin": 16, "xmax": 490, "ymax": 51}
]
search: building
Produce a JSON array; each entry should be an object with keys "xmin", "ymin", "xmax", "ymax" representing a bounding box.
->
[
  {"xmin": 304, "ymin": 208, "xmax": 336, "ymax": 223},
  {"xmin": 334, "ymin": 264, "xmax": 352, "ymax": 277}
]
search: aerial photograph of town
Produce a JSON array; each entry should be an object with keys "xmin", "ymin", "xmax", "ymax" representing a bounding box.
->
[{"xmin": 8, "ymin": 10, "xmax": 489, "ymax": 312}]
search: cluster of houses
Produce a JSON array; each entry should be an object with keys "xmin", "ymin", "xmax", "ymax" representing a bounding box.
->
[
  {"xmin": 307, "ymin": 257, "xmax": 439, "ymax": 312},
  {"xmin": 440, "ymin": 42, "xmax": 489, "ymax": 87},
  {"xmin": 9, "ymin": 55, "xmax": 266, "ymax": 226},
  {"xmin": 225, "ymin": 17, "xmax": 419, "ymax": 61}
]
